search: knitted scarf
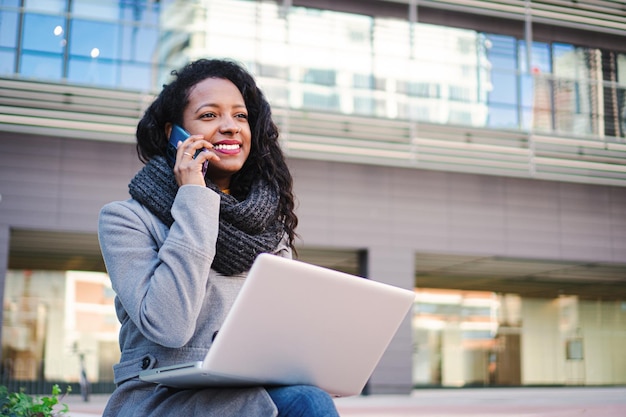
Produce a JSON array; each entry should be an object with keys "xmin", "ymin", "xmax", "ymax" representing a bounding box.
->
[{"xmin": 128, "ymin": 156, "xmax": 284, "ymax": 276}]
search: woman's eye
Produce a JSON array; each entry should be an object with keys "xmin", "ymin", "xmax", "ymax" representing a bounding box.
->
[
  {"xmin": 236, "ymin": 113, "xmax": 248, "ymax": 119},
  {"xmin": 200, "ymin": 112, "xmax": 216, "ymax": 119}
]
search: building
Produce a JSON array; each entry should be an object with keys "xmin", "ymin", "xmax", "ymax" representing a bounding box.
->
[{"xmin": 1, "ymin": 0, "xmax": 625, "ymax": 394}]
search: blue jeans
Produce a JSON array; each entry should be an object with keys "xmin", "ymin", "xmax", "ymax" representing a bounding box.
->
[{"xmin": 266, "ymin": 385, "xmax": 340, "ymax": 417}]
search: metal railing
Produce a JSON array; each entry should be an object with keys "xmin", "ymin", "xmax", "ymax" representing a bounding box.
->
[
  {"xmin": 0, "ymin": 357, "xmax": 115, "ymax": 395},
  {"xmin": 1, "ymin": 76, "xmax": 625, "ymax": 186}
]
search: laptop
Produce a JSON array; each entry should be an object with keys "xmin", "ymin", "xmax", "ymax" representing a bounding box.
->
[{"xmin": 139, "ymin": 253, "xmax": 415, "ymax": 397}]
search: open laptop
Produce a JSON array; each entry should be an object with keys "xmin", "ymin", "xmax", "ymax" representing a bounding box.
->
[{"xmin": 139, "ymin": 253, "xmax": 415, "ymax": 397}]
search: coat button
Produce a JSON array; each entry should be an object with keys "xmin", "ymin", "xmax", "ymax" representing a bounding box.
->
[{"xmin": 141, "ymin": 357, "xmax": 150, "ymax": 370}]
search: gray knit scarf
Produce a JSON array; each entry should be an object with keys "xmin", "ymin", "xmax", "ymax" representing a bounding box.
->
[{"xmin": 128, "ymin": 156, "xmax": 284, "ymax": 276}]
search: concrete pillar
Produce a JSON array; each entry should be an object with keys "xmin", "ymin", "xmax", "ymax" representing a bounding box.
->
[{"xmin": 365, "ymin": 246, "xmax": 415, "ymax": 394}]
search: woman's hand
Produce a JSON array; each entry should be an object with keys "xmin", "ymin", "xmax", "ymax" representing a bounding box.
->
[{"xmin": 173, "ymin": 135, "xmax": 221, "ymax": 186}]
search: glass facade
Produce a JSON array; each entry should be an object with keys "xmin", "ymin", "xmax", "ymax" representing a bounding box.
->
[
  {"xmin": 2, "ymin": 270, "xmax": 118, "ymax": 391},
  {"xmin": 411, "ymin": 290, "xmax": 626, "ymax": 387},
  {"xmin": 0, "ymin": 0, "xmax": 160, "ymax": 90},
  {"xmin": 1, "ymin": 0, "xmax": 625, "ymax": 392},
  {"xmin": 1, "ymin": 0, "xmax": 625, "ymax": 137}
]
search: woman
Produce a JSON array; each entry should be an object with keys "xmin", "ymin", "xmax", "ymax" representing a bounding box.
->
[{"xmin": 98, "ymin": 59, "xmax": 340, "ymax": 416}]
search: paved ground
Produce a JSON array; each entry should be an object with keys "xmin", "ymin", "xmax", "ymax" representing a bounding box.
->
[{"xmin": 61, "ymin": 386, "xmax": 626, "ymax": 417}]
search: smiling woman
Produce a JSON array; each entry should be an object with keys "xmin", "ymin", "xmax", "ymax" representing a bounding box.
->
[{"xmin": 97, "ymin": 58, "xmax": 338, "ymax": 417}]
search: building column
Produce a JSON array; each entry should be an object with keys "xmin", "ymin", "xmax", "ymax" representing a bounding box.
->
[
  {"xmin": 365, "ymin": 246, "xmax": 414, "ymax": 394},
  {"xmin": 0, "ymin": 224, "xmax": 9, "ymax": 361}
]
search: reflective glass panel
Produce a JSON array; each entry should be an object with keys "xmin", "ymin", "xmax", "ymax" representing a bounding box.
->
[
  {"xmin": 0, "ymin": 49, "xmax": 15, "ymax": 74},
  {"xmin": 0, "ymin": 10, "xmax": 18, "ymax": 47},
  {"xmin": 22, "ymin": 14, "xmax": 66, "ymax": 53},
  {"xmin": 2, "ymin": 270, "xmax": 119, "ymax": 387},
  {"xmin": 519, "ymin": 73, "xmax": 535, "ymax": 131},
  {"xmin": 553, "ymin": 43, "xmax": 576, "ymax": 75},
  {"xmin": 20, "ymin": 52, "xmax": 63, "ymax": 80},
  {"xmin": 120, "ymin": 24, "xmax": 157, "ymax": 63},
  {"xmin": 488, "ymin": 106, "xmax": 518, "ymax": 129},
  {"xmin": 118, "ymin": 61, "xmax": 151, "ymax": 91},
  {"xmin": 70, "ymin": 19, "xmax": 120, "ymax": 60},
  {"xmin": 413, "ymin": 290, "xmax": 626, "ymax": 387},
  {"xmin": 484, "ymin": 34, "xmax": 518, "ymax": 128},
  {"xmin": 617, "ymin": 54, "xmax": 626, "ymax": 137},
  {"xmin": 486, "ymin": 34, "xmax": 517, "ymax": 70},
  {"xmin": 489, "ymin": 70, "xmax": 518, "ymax": 105},
  {"xmin": 618, "ymin": 54, "xmax": 626, "ymax": 85},
  {"xmin": 519, "ymin": 41, "xmax": 551, "ymax": 74},
  {"xmin": 67, "ymin": 56, "xmax": 117, "ymax": 87},
  {"xmin": 119, "ymin": 0, "xmax": 159, "ymax": 25},
  {"xmin": 71, "ymin": 0, "xmax": 118, "ymax": 20},
  {"xmin": 551, "ymin": 44, "xmax": 599, "ymax": 136},
  {"xmin": 24, "ymin": 0, "xmax": 66, "ymax": 13}
]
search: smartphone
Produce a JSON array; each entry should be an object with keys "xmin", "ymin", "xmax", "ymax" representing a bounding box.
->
[{"xmin": 166, "ymin": 124, "xmax": 208, "ymax": 175}]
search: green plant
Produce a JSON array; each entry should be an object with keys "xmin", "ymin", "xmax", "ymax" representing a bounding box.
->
[{"xmin": 0, "ymin": 384, "xmax": 71, "ymax": 417}]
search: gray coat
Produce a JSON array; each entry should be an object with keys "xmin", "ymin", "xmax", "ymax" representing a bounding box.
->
[{"xmin": 98, "ymin": 184, "xmax": 290, "ymax": 417}]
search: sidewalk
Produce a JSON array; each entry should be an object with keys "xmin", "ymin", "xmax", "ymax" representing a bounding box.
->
[{"xmin": 61, "ymin": 386, "xmax": 626, "ymax": 417}]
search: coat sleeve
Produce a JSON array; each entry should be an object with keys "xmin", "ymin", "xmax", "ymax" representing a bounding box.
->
[{"xmin": 98, "ymin": 185, "xmax": 220, "ymax": 348}]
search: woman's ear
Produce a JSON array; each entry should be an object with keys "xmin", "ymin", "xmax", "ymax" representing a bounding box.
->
[{"xmin": 164, "ymin": 122, "xmax": 173, "ymax": 139}]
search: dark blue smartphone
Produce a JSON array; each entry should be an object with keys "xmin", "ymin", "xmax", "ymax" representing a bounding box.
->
[{"xmin": 166, "ymin": 124, "xmax": 208, "ymax": 175}]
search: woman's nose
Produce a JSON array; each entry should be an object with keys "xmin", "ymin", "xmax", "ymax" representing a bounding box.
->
[{"xmin": 219, "ymin": 117, "xmax": 240, "ymax": 134}]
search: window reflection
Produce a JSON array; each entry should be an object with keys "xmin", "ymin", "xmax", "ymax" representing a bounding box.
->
[
  {"xmin": 68, "ymin": 56, "xmax": 116, "ymax": 87},
  {"xmin": 24, "ymin": 0, "xmax": 65, "ymax": 14},
  {"xmin": 520, "ymin": 41, "xmax": 551, "ymax": 74},
  {"xmin": 120, "ymin": 0, "xmax": 159, "ymax": 25},
  {"xmin": 0, "ymin": 10, "xmax": 18, "ymax": 47},
  {"xmin": 485, "ymin": 35, "xmax": 519, "ymax": 129},
  {"xmin": 22, "ymin": 14, "xmax": 66, "ymax": 53},
  {"xmin": 2, "ymin": 270, "xmax": 119, "ymax": 386},
  {"xmin": 20, "ymin": 53, "xmax": 62, "ymax": 80},
  {"xmin": 118, "ymin": 62, "xmax": 151, "ymax": 91},
  {"xmin": 120, "ymin": 25, "xmax": 157, "ymax": 63},
  {"xmin": 412, "ymin": 291, "xmax": 626, "ymax": 387},
  {"xmin": 70, "ymin": 20, "xmax": 119, "ymax": 60},
  {"xmin": 72, "ymin": 0, "xmax": 119, "ymax": 20},
  {"xmin": 0, "ymin": 50, "xmax": 15, "ymax": 74}
]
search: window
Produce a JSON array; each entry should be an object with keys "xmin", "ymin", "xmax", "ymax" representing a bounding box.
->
[
  {"xmin": 120, "ymin": 24, "xmax": 157, "ymax": 63},
  {"xmin": 353, "ymin": 73, "xmax": 374, "ymax": 89},
  {"xmin": 24, "ymin": 0, "xmax": 65, "ymax": 14},
  {"xmin": 118, "ymin": 61, "xmax": 152, "ymax": 91},
  {"xmin": 398, "ymin": 81, "xmax": 440, "ymax": 99},
  {"xmin": 0, "ymin": 9, "xmax": 18, "ymax": 47},
  {"xmin": 449, "ymin": 85, "xmax": 471, "ymax": 102},
  {"xmin": 303, "ymin": 68, "xmax": 336, "ymax": 87},
  {"xmin": 22, "ymin": 14, "xmax": 66, "ymax": 54},
  {"xmin": 67, "ymin": 56, "xmax": 117, "ymax": 87},
  {"xmin": 20, "ymin": 53, "xmax": 63, "ymax": 80},
  {"xmin": 302, "ymin": 92, "xmax": 339, "ymax": 111},
  {"xmin": 71, "ymin": 0, "xmax": 119, "ymax": 20},
  {"xmin": 70, "ymin": 19, "xmax": 120, "ymax": 60},
  {"xmin": 0, "ymin": 50, "xmax": 15, "ymax": 75}
]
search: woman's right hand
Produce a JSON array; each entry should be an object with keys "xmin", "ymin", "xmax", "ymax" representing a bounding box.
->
[{"xmin": 173, "ymin": 136, "xmax": 220, "ymax": 186}]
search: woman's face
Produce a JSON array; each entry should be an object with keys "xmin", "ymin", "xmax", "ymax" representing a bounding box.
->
[{"xmin": 181, "ymin": 77, "xmax": 251, "ymax": 189}]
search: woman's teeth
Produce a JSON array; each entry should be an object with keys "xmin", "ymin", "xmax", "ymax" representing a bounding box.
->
[{"xmin": 213, "ymin": 144, "xmax": 240, "ymax": 151}]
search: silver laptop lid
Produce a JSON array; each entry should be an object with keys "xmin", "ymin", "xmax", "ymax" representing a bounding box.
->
[{"xmin": 203, "ymin": 253, "xmax": 415, "ymax": 396}]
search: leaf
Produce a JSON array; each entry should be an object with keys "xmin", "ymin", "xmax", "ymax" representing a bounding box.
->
[{"xmin": 0, "ymin": 386, "xmax": 72, "ymax": 417}]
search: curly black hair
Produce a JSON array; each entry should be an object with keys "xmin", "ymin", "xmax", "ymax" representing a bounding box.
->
[{"xmin": 135, "ymin": 58, "xmax": 298, "ymax": 251}]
